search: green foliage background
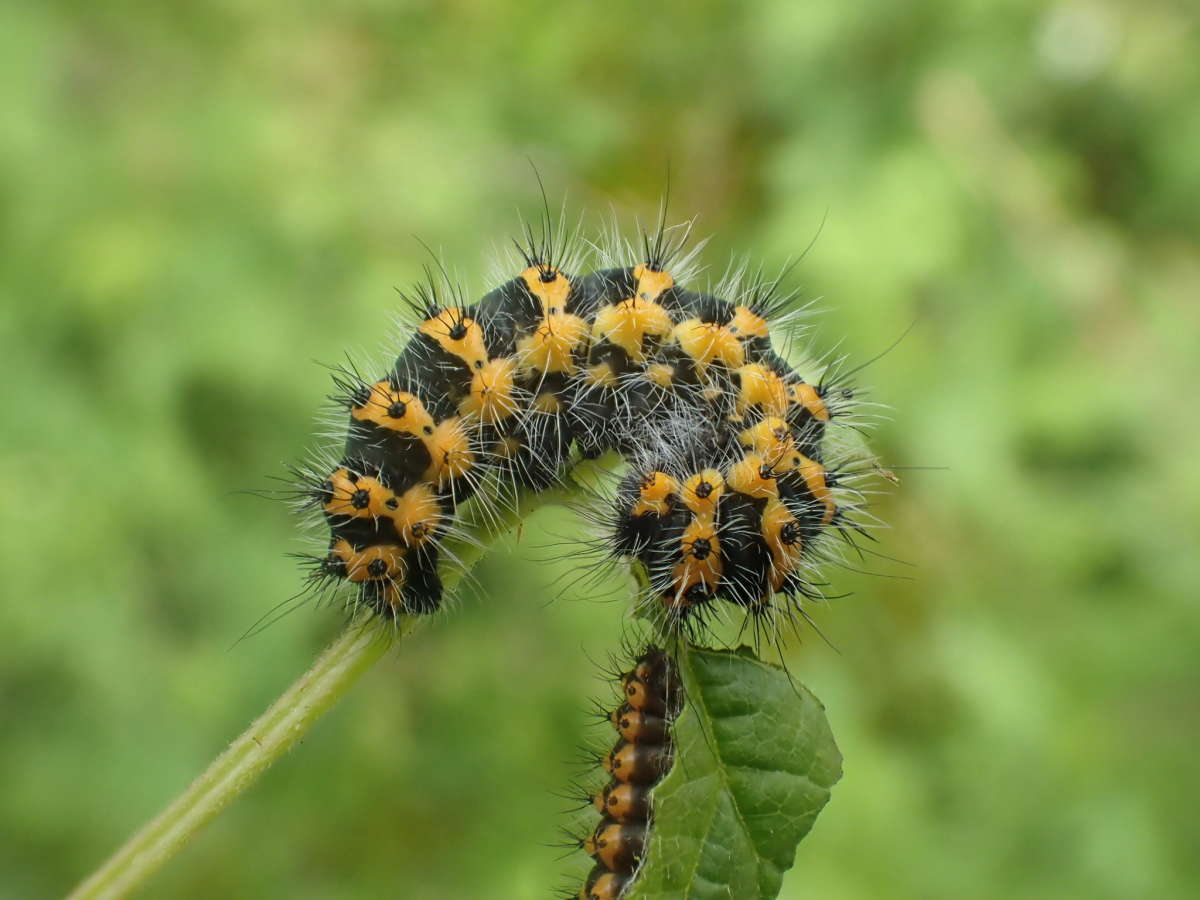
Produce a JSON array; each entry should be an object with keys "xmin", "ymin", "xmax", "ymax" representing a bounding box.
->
[{"xmin": 2, "ymin": 1, "xmax": 1197, "ymax": 897}]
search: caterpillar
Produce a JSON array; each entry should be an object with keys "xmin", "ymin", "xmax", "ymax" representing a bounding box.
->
[
  {"xmin": 559, "ymin": 637, "xmax": 845, "ymax": 900},
  {"xmin": 284, "ymin": 205, "xmax": 873, "ymax": 642},
  {"xmin": 565, "ymin": 643, "xmax": 681, "ymax": 900}
]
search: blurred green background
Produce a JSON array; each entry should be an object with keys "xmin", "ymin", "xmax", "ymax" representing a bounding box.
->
[{"xmin": 2, "ymin": 1, "xmax": 1198, "ymax": 898}]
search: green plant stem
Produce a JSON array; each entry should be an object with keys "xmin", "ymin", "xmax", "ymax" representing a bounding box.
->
[
  {"xmin": 67, "ymin": 615, "xmax": 399, "ymax": 900},
  {"xmin": 69, "ymin": 453, "xmax": 621, "ymax": 900}
]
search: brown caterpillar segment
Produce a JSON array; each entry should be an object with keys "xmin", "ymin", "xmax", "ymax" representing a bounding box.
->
[
  {"xmin": 585, "ymin": 822, "xmax": 646, "ymax": 874},
  {"xmin": 602, "ymin": 742, "xmax": 672, "ymax": 785},
  {"xmin": 580, "ymin": 867, "xmax": 628, "ymax": 900},
  {"xmin": 571, "ymin": 646, "xmax": 680, "ymax": 899},
  {"xmin": 591, "ymin": 782, "xmax": 651, "ymax": 824},
  {"xmin": 610, "ymin": 707, "xmax": 669, "ymax": 745}
]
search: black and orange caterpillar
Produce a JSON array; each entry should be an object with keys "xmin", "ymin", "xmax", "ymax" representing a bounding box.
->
[
  {"xmin": 569, "ymin": 645, "xmax": 680, "ymax": 900},
  {"xmin": 290, "ymin": 212, "xmax": 867, "ymax": 636}
]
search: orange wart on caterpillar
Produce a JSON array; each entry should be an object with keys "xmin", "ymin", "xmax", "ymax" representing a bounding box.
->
[{"xmin": 68, "ymin": 200, "xmax": 893, "ymax": 900}]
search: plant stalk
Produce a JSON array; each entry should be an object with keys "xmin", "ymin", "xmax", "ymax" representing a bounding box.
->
[
  {"xmin": 68, "ymin": 453, "xmax": 620, "ymax": 899},
  {"xmin": 68, "ymin": 616, "xmax": 400, "ymax": 899}
]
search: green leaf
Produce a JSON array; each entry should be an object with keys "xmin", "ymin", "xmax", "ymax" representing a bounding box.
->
[{"xmin": 626, "ymin": 645, "xmax": 842, "ymax": 900}]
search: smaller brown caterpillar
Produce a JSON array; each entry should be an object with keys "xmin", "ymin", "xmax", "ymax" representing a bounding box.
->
[{"xmin": 567, "ymin": 645, "xmax": 681, "ymax": 900}]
